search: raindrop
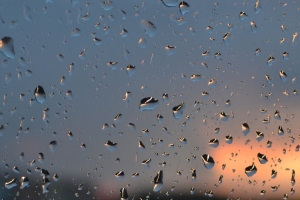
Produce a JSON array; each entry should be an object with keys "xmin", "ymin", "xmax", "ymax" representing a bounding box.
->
[
  {"xmin": 71, "ymin": 28, "xmax": 81, "ymax": 37},
  {"xmin": 250, "ymin": 21, "xmax": 257, "ymax": 33},
  {"xmin": 114, "ymin": 114, "xmax": 122, "ymax": 123},
  {"xmin": 132, "ymin": 172, "xmax": 139, "ymax": 178},
  {"xmin": 53, "ymin": 174, "xmax": 59, "ymax": 181},
  {"xmin": 267, "ymin": 55, "xmax": 275, "ymax": 66},
  {"xmin": 140, "ymin": 19, "xmax": 157, "ymax": 37},
  {"xmin": 93, "ymin": 38, "xmax": 102, "ymax": 45},
  {"xmin": 101, "ymin": 0, "xmax": 113, "ymax": 11},
  {"xmin": 225, "ymin": 135, "xmax": 233, "ymax": 144},
  {"xmin": 245, "ymin": 162, "xmax": 257, "ymax": 177},
  {"xmin": 5, "ymin": 73, "xmax": 12, "ymax": 84},
  {"xmin": 190, "ymin": 74, "xmax": 201, "ymax": 82},
  {"xmin": 201, "ymin": 154, "xmax": 215, "ymax": 169},
  {"xmin": 38, "ymin": 153, "xmax": 44, "ymax": 163},
  {"xmin": 138, "ymin": 141, "xmax": 145, "ymax": 150},
  {"xmin": 278, "ymin": 126, "xmax": 284, "ymax": 136},
  {"xmin": 57, "ymin": 54, "xmax": 64, "ymax": 62},
  {"xmin": 126, "ymin": 65, "xmax": 136, "ymax": 77},
  {"xmin": 209, "ymin": 138, "xmax": 219, "ymax": 148},
  {"xmin": 162, "ymin": 93, "xmax": 168, "ymax": 103},
  {"xmin": 260, "ymin": 190, "xmax": 266, "ymax": 196},
  {"xmin": 172, "ymin": 102, "xmax": 185, "ymax": 119},
  {"xmin": 34, "ymin": 86, "xmax": 46, "ymax": 104},
  {"xmin": 257, "ymin": 153, "xmax": 268, "ymax": 164},
  {"xmin": 283, "ymin": 52, "xmax": 289, "ymax": 60},
  {"xmin": 256, "ymin": 131, "xmax": 264, "ymax": 141},
  {"xmin": 274, "ymin": 110, "xmax": 281, "ymax": 120},
  {"xmin": 202, "ymin": 50, "xmax": 210, "ymax": 58},
  {"xmin": 279, "ymin": 70, "xmax": 288, "ymax": 82},
  {"xmin": 206, "ymin": 26, "xmax": 213, "ymax": 33},
  {"xmin": 49, "ymin": 141, "xmax": 57, "ymax": 153},
  {"xmin": 68, "ymin": 131, "xmax": 73, "ymax": 140},
  {"xmin": 115, "ymin": 171, "xmax": 125, "ymax": 180},
  {"xmin": 254, "ymin": 0, "xmax": 261, "ymax": 13},
  {"xmin": 120, "ymin": 188, "xmax": 128, "ymax": 199},
  {"xmin": 161, "ymin": 0, "xmax": 177, "ymax": 7},
  {"xmin": 157, "ymin": 114, "xmax": 163, "ymax": 123},
  {"xmin": 138, "ymin": 38, "xmax": 147, "ymax": 48},
  {"xmin": 271, "ymin": 169, "xmax": 277, "ymax": 178},
  {"xmin": 191, "ymin": 168, "xmax": 196, "ymax": 181},
  {"xmin": 220, "ymin": 112, "xmax": 229, "ymax": 121},
  {"xmin": 120, "ymin": 28, "xmax": 128, "ymax": 37},
  {"xmin": 223, "ymin": 32, "xmax": 230, "ymax": 45},
  {"xmin": 153, "ymin": 170, "xmax": 163, "ymax": 192},
  {"xmin": 107, "ymin": 61, "xmax": 118, "ymax": 70},
  {"xmin": 66, "ymin": 90, "xmax": 73, "ymax": 100},
  {"xmin": 142, "ymin": 158, "xmax": 151, "ymax": 169},
  {"xmin": 108, "ymin": 15, "xmax": 115, "ymax": 21},
  {"xmin": 179, "ymin": 1, "xmax": 189, "ymax": 15},
  {"xmin": 80, "ymin": 143, "xmax": 86, "ymax": 150},
  {"xmin": 13, "ymin": 166, "xmax": 20, "ymax": 173},
  {"xmin": 20, "ymin": 176, "xmax": 29, "ymax": 189},
  {"xmin": 5, "ymin": 178, "xmax": 17, "ymax": 189},
  {"xmin": 292, "ymin": 32, "xmax": 298, "ymax": 46},
  {"xmin": 165, "ymin": 45, "xmax": 176, "ymax": 56},
  {"xmin": 239, "ymin": 11, "xmax": 248, "ymax": 20},
  {"xmin": 103, "ymin": 26, "xmax": 110, "ymax": 34},
  {"xmin": 139, "ymin": 97, "xmax": 159, "ymax": 111},
  {"xmin": 0, "ymin": 37, "xmax": 15, "ymax": 59},
  {"xmin": 105, "ymin": 140, "xmax": 117, "ymax": 151}
]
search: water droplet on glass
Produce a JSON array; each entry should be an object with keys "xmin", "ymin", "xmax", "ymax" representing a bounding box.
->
[
  {"xmin": 71, "ymin": 28, "xmax": 81, "ymax": 37},
  {"xmin": 292, "ymin": 32, "xmax": 298, "ymax": 46},
  {"xmin": 239, "ymin": 11, "xmax": 248, "ymax": 20},
  {"xmin": 0, "ymin": 37, "xmax": 15, "ymax": 59},
  {"xmin": 93, "ymin": 37, "xmax": 102, "ymax": 45},
  {"xmin": 120, "ymin": 28, "xmax": 129, "ymax": 37},
  {"xmin": 202, "ymin": 50, "xmax": 210, "ymax": 58},
  {"xmin": 254, "ymin": 0, "xmax": 261, "ymax": 13},
  {"xmin": 49, "ymin": 141, "xmax": 57, "ymax": 153},
  {"xmin": 140, "ymin": 19, "xmax": 157, "ymax": 37},
  {"xmin": 245, "ymin": 162, "xmax": 257, "ymax": 177},
  {"xmin": 20, "ymin": 176, "xmax": 29, "ymax": 189},
  {"xmin": 66, "ymin": 90, "xmax": 73, "ymax": 100},
  {"xmin": 105, "ymin": 140, "xmax": 117, "ymax": 151},
  {"xmin": 126, "ymin": 65, "xmax": 136, "ymax": 77},
  {"xmin": 120, "ymin": 187, "xmax": 128, "ymax": 199},
  {"xmin": 153, "ymin": 170, "xmax": 163, "ymax": 192},
  {"xmin": 34, "ymin": 85, "xmax": 46, "ymax": 104},
  {"xmin": 5, "ymin": 178, "xmax": 17, "ymax": 189},
  {"xmin": 279, "ymin": 70, "xmax": 288, "ymax": 82},
  {"xmin": 172, "ymin": 102, "xmax": 185, "ymax": 119},
  {"xmin": 101, "ymin": 0, "xmax": 113, "ymax": 11},
  {"xmin": 267, "ymin": 55, "xmax": 275, "ymax": 66},
  {"xmin": 5, "ymin": 73, "xmax": 12, "ymax": 84},
  {"xmin": 139, "ymin": 97, "xmax": 159, "ymax": 111},
  {"xmin": 165, "ymin": 45, "xmax": 176, "ymax": 56},
  {"xmin": 142, "ymin": 158, "xmax": 151, "ymax": 169},
  {"xmin": 191, "ymin": 74, "xmax": 201, "ymax": 82},
  {"xmin": 209, "ymin": 138, "xmax": 219, "ymax": 148},
  {"xmin": 257, "ymin": 153, "xmax": 268, "ymax": 164},
  {"xmin": 201, "ymin": 154, "xmax": 215, "ymax": 169},
  {"xmin": 157, "ymin": 114, "xmax": 163, "ymax": 123},
  {"xmin": 250, "ymin": 21, "xmax": 257, "ymax": 33}
]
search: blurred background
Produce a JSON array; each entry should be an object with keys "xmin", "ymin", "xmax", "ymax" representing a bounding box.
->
[{"xmin": 0, "ymin": 0, "xmax": 300, "ymax": 199}]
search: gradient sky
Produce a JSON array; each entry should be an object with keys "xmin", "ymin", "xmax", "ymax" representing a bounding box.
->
[{"xmin": 1, "ymin": 0, "xmax": 300, "ymax": 199}]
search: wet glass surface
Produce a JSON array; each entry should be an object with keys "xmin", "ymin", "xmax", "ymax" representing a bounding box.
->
[{"xmin": 1, "ymin": 0, "xmax": 300, "ymax": 199}]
